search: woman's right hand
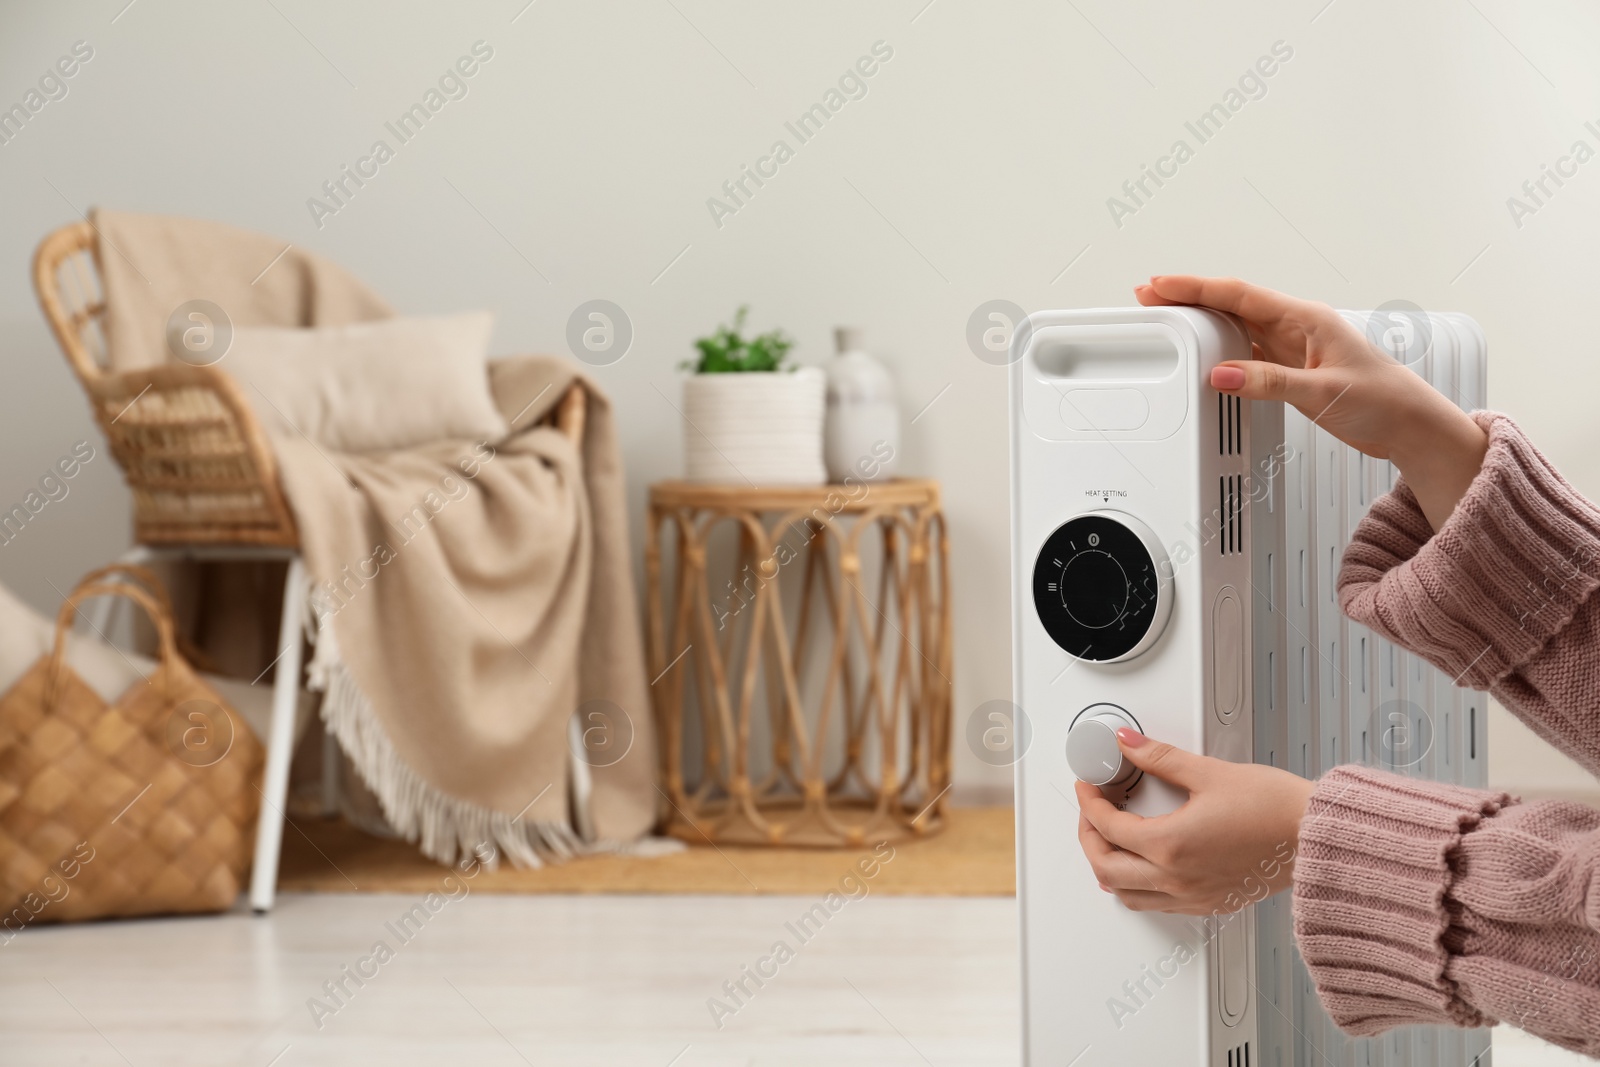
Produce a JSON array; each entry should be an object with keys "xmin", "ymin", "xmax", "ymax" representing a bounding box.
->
[{"xmin": 1134, "ymin": 275, "xmax": 1488, "ymax": 531}]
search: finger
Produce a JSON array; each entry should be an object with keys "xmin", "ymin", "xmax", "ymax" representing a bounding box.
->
[
  {"xmin": 1147, "ymin": 275, "xmax": 1308, "ymax": 325},
  {"xmin": 1115, "ymin": 729, "xmax": 1213, "ymax": 791},
  {"xmin": 1140, "ymin": 280, "xmax": 1311, "ymax": 360},
  {"xmin": 1133, "ymin": 282, "xmax": 1181, "ymax": 307},
  {"xmin": 1079, "ymin": 819, "xmax": 1166, "ymax": 892},
  {"xmin": 1078, "ymin": 781, "xmax": 1163, "ymax": 855},
  {"xmin": 1209, "ymin": 359, "xmax": 1338, "ymax": 412},
  {"xmin": 1167, "ymin": 900, "xmax": 1231, "ymax": 916},
  {"xmin": 1108, "ymin": 887, "xmax": 1179, "ymax": 912},
  {"xmin": 1241, "ymin": 322, "xmax": 1298, "ymax": 365}
]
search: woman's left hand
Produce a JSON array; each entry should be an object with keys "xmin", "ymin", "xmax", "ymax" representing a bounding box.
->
[{"xmin": 1075, "ymin": 729, "xmax": 1316, "ymax": 916}]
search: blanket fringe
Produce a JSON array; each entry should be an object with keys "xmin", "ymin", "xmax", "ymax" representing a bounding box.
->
[{"xmin": 303, "ymin": 594, "xmax": 679, "ymax": 869}]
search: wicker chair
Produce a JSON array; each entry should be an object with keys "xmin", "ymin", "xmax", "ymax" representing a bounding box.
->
[{"xmin": 33, "ymin": 218, "xmax": 585, "ymax": 910}]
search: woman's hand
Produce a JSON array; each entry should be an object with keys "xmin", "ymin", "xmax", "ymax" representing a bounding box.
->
[
  {"xmin": 1133, "ymin": 275, "xmax": 1488, "ymax": 531},
  {"xmin": 1075, "ymin": 728, "xmax": 1315, "ymax": 916}
]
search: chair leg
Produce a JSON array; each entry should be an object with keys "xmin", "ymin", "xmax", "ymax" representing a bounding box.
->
[{"xmin": 250, "ymin": 556, "xmax": 307, "ymax": 914}]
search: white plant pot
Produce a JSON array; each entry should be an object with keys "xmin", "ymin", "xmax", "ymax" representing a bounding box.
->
[{"xmin": 682, "ymin": 368, "xmax": 826, "ymax": 485}]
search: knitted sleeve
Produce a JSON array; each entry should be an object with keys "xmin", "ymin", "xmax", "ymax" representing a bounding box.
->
[
  {"xmin": 1292, "ymin": 412, "xmax": 1600, "ymax": 1054},
  {"xmin": 1294, "ymin": 767, "xmax": 1600, "ymax": 1054},
  {"xmin": 1336, "ymin": 411, "xmax": 1600, "ymax": 774}
]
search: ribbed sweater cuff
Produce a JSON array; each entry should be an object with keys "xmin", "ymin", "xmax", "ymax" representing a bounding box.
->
[
  {"xmin": 1339, "ymin": 412, "xmax": 1600, "ymax": 690},
  {"xmin": 1292, "ymin": 765, "xmax": 1514, "ymax": 1034}
]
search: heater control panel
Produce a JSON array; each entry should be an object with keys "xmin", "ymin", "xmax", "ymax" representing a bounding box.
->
[{"xmin": 1031, "ymin": 510, "xmax": 1173, "ymax": 662}]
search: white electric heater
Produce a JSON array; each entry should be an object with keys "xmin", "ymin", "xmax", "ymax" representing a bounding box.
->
[{"xmin": 1009, "ymin": 305, "xmax": 1490, "ymax": 1067}]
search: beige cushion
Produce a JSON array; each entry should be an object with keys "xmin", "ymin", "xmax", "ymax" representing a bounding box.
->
[{"xmin": 223, "ymin": 312, "xmax": 508, "ymax": 453}]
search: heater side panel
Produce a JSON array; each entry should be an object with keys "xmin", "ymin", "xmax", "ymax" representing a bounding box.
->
[{"xmin": 1012, "ymin": 306, "xmax": 1256, "ymax": 1067}]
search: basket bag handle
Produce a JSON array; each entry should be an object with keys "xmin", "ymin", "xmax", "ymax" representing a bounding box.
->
[
  {"xmin": 74, "ymin": 562, "xmax": 178, "ymax": 617},
  {"xmin": 70, "ymin": 561, "xmax": 219, "ymax": 672},
  {"xmin": 45, "ymin": 581, "xmax": 181, "ymax": 709}
]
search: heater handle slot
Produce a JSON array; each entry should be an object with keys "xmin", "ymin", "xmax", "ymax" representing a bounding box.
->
[{"xmin": 1028, "ymin": 323, "xmax": 1184, "ymax": 382}]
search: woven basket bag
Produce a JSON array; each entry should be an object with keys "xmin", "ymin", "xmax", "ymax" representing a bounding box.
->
[{"xmin": 0, "ymin": 575, "xmax": 263, "ymax": 924}]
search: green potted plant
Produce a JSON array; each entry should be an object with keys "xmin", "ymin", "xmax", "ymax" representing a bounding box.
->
[{"xmin": 681, "ymin": 307, "xmax": 825, "ymax": 484}]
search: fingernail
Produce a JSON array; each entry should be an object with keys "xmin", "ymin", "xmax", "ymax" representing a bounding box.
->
[
  {"xmin": 1211, "ymin": 365, "xmax": 1246, "ymax": 391},
  {"xmin": 1116, "ymin": 727, "xmax": 1148, "ymax": 747},
  {"xmin": 1098, "ymin": 884, "xmax": 1110, "ymax": 892}
]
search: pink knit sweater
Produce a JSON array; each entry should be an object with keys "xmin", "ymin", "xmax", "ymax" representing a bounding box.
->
[{"xmin": 1294, "ymin": 412, "xmax": 1600, "ymax": 1055}]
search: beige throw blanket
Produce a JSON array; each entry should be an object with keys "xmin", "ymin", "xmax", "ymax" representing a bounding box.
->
[{"xmin": 92, "ymin": 209, "xmax": 659, "ymax": 865}]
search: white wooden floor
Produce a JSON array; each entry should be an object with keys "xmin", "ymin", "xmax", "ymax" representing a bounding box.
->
[
  {"xmin": 1, "ymin": 893, "xmax": 1017, "ymax": 1066},
  {"xmin": 0, "ymin": 893, "xmax": 1582, "ymax": 1066}
]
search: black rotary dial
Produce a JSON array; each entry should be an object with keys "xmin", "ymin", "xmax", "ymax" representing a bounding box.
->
[{"xmin": 1032, "ymin": 513, "xmax": 1164, "ymax": 661}]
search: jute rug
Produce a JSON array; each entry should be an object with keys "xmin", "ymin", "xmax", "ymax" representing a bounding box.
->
[{"xmin": 278, "ymin": 806, "xmax": 1016, "ymax": 896}]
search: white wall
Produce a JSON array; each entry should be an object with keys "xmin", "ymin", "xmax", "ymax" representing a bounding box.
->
[{"xmin": 1, "ymin": 0, "xmax": 1596, "ymax": 802}]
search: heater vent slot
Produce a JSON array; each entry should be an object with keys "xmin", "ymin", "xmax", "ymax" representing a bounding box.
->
[
  {"xmin": 1217, "ymin": 474, "xmax": 1243, "ymax": 555},
  {"xmin": 1226, "ymin": 1041, "xmax": 1252, "ymax": 1067},
  {"xmin": 1299, "ymin": 646, "xmax": 1307, "ymax": 704},
  {"xmin": 1218, "ymin": 393, "xmax": 1242, "ymax": 456},
  {"xmin": 1219, "ymin": 476, "xmax": 1226, "ymax": 554}
]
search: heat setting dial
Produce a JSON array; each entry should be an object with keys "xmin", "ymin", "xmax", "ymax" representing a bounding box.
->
[{"xmin": 1031, "ymin": 510, "xmax": 1173, "ymax": 663}]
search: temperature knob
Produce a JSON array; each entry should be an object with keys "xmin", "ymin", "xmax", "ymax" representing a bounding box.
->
[
  {"xmin": 1031, "ymin": 510, "xmax": 1173, "ymax": 662},
  {"xmin": 1066, "ymin": 704, "xmax": 1142, "ymax": 787}
]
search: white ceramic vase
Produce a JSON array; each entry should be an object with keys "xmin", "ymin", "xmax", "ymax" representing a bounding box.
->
[
  {"xmin": 824, "ymin": 327, "xmax": 899, "ymax": 483},
  {"xmin": 682, "ymin": 367, "xmax": 826, "ymax": 485}
]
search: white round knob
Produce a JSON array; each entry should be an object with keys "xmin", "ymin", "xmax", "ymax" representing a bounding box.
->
[{"xmin": 1066, "ymin": 706, "xmax": 1140, "ymax": 787}]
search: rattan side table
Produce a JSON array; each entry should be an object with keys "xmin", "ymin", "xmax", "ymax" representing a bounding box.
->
[{"xmin": 645, "ymin": 479, "xmax": 952, "ymax": 847}]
